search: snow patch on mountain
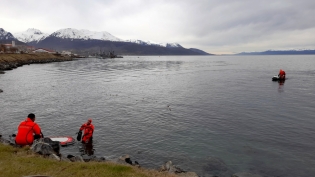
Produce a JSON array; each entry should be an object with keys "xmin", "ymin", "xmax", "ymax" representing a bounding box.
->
[
  {"xmin": 164, "ymin": 43, "xmax": 182, "ymax": 48},
  {"xmin": 50, "ymin": 28, "xmax": 122, "ymax": 41},
  {"xmin": 14, "ymin": 28, "xmax": 49, "ymax": 43},
  {"xmin": 125, "ymin": 39, "xmax": 182, "ymax": 48},
  {"xmin": 0, "ymin": 28, "xmax": 15, "ymax": 40}
]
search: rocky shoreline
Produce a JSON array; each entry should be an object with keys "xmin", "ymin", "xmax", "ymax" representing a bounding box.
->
[
  {"xmin": 0, "ymin": 53, "xmax": 73, "ymax": 71},
  {"xmin": 0, "ymin": 134, "xmax": 198, "ymax": 177},
  {"xmin": 0, "ymin": 134, "xmax": 267, "ymax": 177}
]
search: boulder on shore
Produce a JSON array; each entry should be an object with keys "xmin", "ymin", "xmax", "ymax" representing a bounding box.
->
[{"xmin": 31, "ymin": 138, "xmax": 60, "ymax": 156}]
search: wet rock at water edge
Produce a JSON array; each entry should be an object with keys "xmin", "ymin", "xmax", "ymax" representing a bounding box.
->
[
  {"xmin": 115, "ymin": 154, "xmax": 140, "ymax": 167},
  {"xmin": 0, "ymin": 70, "xmax": 5, "ymax": 74},
  {"xmin": 0, "ymin": 135, "xmax": 12, "ymax": 145},
  {"xmin": 67, "ymin": 154, "xmax": 84, "ymax": 162},
  {"xmin": 82, "ymin": 154, "xmax": 98, "ymax": 162},
  {"xmin": 160, "ymin": 161, "xmax": 185, "ymax": 173},
  {"xmin": 118, "ymin": 154, "xmax": 133, "ymax": 165},
  {"xmin": 160, "ymin": 161, "xmax": 198, "ymax": 176}
]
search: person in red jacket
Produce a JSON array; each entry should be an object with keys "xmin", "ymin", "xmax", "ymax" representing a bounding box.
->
[
  {"xmin": 78, "ymin": 118, "xmax": 94, "ymax": 144},
  {"xmin": 15, "ymin": 113, "xmax": 43, "ymax": 146},
  {"xmin": 278, "ymin": 69, "xmax": 286, "ymax": 80}
]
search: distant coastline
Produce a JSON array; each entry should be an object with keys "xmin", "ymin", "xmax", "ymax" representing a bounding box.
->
[
  {"xmin": 236, "ymin": 49, "xmax": 315, "ymax": 55},
  {"xmin": 0, "ymin": 53, "xmax": 72, "ymax": 72}
]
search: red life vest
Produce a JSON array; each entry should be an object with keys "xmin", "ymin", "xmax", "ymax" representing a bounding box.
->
[
  {"xmin": 80, "ymin": 123, "xmax": 94, "ymax": 143},
  {"xmin": 15, "ymin": 118, "xmax": 42, "ymax": 146}
]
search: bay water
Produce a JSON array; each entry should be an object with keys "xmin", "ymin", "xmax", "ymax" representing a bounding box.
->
[{"xmin": 1, "ymin": 55, "xmax": 315, "ymax": 176}]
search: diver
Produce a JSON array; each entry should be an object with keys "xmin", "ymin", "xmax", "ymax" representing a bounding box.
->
[
  {"xmin": 77, "ymin": 118, "xmax": 95, "ymax": 155},
  {"xmin": 278, "ymin": 69, "xmax": 286, "ymax": 80}
]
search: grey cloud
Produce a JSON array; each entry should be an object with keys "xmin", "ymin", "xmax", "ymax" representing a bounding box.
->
[{"xmin": 1, "ymin": 0, "xmax": 315, "ymax": 54}]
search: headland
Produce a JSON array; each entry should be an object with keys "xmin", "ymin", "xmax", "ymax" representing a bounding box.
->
[{"xmin": 0, "ymin": 53, "xmax": 73, "ymax": 72}]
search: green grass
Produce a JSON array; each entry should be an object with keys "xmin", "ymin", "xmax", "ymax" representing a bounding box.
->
[{"xmin": 0, "ymin": 143, "xmax": 176, "ymax": 177}]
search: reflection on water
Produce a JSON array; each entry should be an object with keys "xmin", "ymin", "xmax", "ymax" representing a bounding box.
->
[
  {"xmin": 278, "ymin": 79, "xmax": 285, "ymax": 92},
  {"xmin": 1, "ymin": 55, "xmax": 315, "ymax": 177}
]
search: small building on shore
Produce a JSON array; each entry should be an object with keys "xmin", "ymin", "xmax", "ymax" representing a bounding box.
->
[
  {"xmin": 0, "ymin": 41, "xmax": 19, "ymax": 54},
  {"xmin": 61, "ymin": 51, "xmax": 72, "ymax": 56},
  {"xmin": 32, "ymin": 48, "xmax": 56, "ymax": 54}
]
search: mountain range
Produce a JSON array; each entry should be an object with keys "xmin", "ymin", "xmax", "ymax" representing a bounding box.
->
[
  {"xmin": 1, "ymin": 28, "xmax": 211, "ymax": 55},
  {"xmin": 3, "ymin": 28, "xmax": 314, "ymax": 55},
  {"xmin": 236, "ymin": 50, "xmax": 315, "ymax": 55}
]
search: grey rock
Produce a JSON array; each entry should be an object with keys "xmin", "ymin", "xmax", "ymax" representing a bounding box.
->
[
  {"xmin": 82, "ymin": 154, "xmax": 91, "ymax": 161},
  {"xmin": 118, "ymin": 154, "xmax": 133, "ymax": 165},
  {"xmin": 31, "ymin": 138, "xmax": 60, "ymax": 156},
  {"xmin": 31, "ymin": 141, "xmax": 54, "ymax": 155}
]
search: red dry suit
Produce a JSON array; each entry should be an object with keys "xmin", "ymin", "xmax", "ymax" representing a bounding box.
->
[
  {"xmin": 15, "ymin": 117, "xmax": 42, "ymax": 146},
  {"xmin": 278, "ymin": 69, "xmax": 286, "ymax": 79},
  {"xmin": 79, "ymin": 121, "xmax": 94, "ymax": 143}
]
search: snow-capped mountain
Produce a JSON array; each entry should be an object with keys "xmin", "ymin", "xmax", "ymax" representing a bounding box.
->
[
  {"xmin": 0, "ymin": 28, "xmax": 16, "ymax": 40},
  {"xmin": 14, "ymin": 28, "xmax": 48, "ymax": 43},
  {"xmin": 125, "ymin": 39, "xmax": 182, "ymax": 48},
  {"xmin": 49, "ymin": 28, "xmax": 122, "ymax": 41},
  {"xmin": 11, "ymin": 28, "xmax": 182, "ymax": 48}
]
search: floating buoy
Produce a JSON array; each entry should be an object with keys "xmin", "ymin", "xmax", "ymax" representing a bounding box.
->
[{"xmin": 49, "ymin": 136, "xmax": 75, "ymax": 146}]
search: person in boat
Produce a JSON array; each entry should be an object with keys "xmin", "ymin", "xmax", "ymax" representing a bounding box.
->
[
  {"xmin": 78, "ymin": 118, "xmax": 94, "ymax": 144},
  {"xmin": 278, "ymin": 69, "xmax": 286, "ymax": 80},
  {"xmin": 15, "ymin": 113, "xmax": 44, "ymax": 146}
]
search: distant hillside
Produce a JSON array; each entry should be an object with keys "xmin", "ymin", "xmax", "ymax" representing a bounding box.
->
[
  {"xmin": 32, "ymin": 36, "xmax": 210, "ymax": 55},
  {"xmin": 189, "ymin": 48, "xmax": 214, "ymax": 55},
  {"xmin": 237, "ymin": 50, "xmax": 315, "ymax": 55}
]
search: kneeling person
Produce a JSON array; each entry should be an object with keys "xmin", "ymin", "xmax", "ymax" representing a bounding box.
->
[{"xmin": 15, "ymin": 113, "xmax": 43, "ymax": 146}]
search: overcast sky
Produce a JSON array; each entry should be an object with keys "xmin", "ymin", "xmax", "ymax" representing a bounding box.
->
[{"xmin": 1, "ymin": 0, "xmax": 315, "ymax": 54}]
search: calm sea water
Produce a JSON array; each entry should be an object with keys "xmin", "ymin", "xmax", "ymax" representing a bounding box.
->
[{"xmin": 1, "ymin": 55, "xmax": 315, "ymax": 177}]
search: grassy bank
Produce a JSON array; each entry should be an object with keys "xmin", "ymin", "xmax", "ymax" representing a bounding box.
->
[
  {"xmin": 0, "ymin": 143, "xmax": 177, "ymax": 177},
  {"xmin": 0, "ymin": 53, "xmax": 72, "ymax": 71}
]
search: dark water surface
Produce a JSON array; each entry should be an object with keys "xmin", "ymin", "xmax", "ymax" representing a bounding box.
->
[{"xmin": 1, "ymin": 55, "xmax": 315, "ymax": 176}]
